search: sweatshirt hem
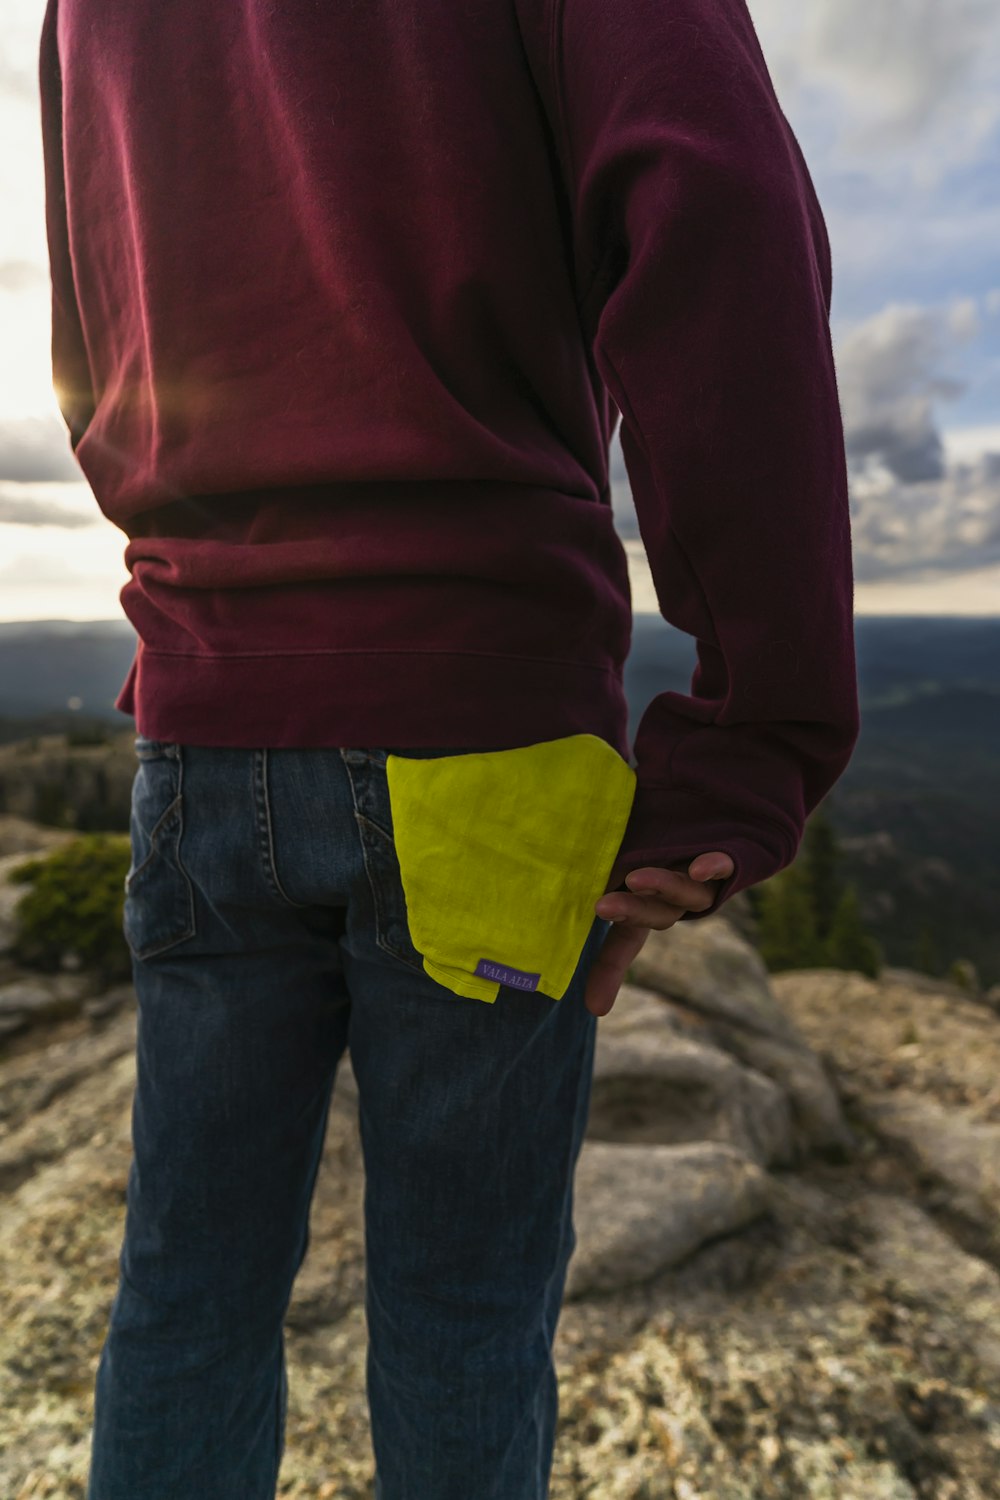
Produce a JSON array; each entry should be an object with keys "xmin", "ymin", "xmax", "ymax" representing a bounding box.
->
[{"xmin": 115, "ymin": 643, "xmax": 634, "ymax": 758}]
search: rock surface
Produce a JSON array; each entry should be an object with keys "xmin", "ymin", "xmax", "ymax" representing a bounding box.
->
[
  {"xmin": 2, "ymin": 850, "xmax": 1000, "ymax": 1498},
  {"xmin": 630, "ymin": 920, "xmax": 856, "ymax": 1159},
  {"xmin": 771, "ymin": 965, "xmax": 1000, "ymax": 1265},
  {"xmin": 566, "ymin": 1140, "xmax": 774, "ymax": 1299},
  {"xmin": 589, "ymin": 983, "xmax": 795, "ymax": 1166}
]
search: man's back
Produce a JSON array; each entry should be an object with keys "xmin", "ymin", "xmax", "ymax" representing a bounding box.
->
[{"xmin": 40, "ymin": 0, "xmax": 860, "ymax": 915}]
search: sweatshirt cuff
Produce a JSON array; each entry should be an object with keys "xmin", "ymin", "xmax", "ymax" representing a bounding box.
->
[{"xmin": 603, "ymin": 782, "xmax": 796, "ymax": 922}]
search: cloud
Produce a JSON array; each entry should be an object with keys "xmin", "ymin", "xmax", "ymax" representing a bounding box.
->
[
  {"xmin": 751, "ymin": 0, "xmax": 1000, "ymax": 181},
  {"xmin": 0, "ymin": 260, "xmax": 46, "ymax": 292},
  {"xmin": 806, "ymin": 0, "xmax": 997, "ymax": 138},
  {"xmin": 0, "ymin": 53, "xmax": 37, "ymax": 104},
  {"xmin": 0, "ymin": 552, "xmax": 87, "ymax": 587},
  {"xmin": 0, "ymin": 486, "xmax": 95, "ymax": 528},
  {"xmin": 0, "ymin": 415, "xmax": 81, "ymax": 483},
  {"xmin": 835, "ymin": 296, "xmax": 1000, "ymax": 580},
  {"xmin": 849, "ymin": 449, "xmax": 1000, "ymax": 582},
  {"xmin": 837, "ymin": 299, "xmax": 980, "ymax": 484}
]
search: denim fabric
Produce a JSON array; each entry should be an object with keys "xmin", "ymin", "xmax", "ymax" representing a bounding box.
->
[{"xmin": 86, "ymin": 737, "xmax": 613, "ymax": 1500}]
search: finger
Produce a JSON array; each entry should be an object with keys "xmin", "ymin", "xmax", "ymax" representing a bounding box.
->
[
  {"xmin": 601, "ymin": 853, "xmax": 734, "ymax": 902},
  {"xmin": 595, "ymin": 892, "xmax": 691, "ymax": 928},
  {"xmin": 585, "ymin": 928, "xmax": 645, "ymax": 1017},
  {"xmin": 624, "ymin": 864, "xmax": 726, "ymax": 911},
  {"xmin": 584, "ymin": 922, "xmax": 651, "ymax": 1017},
  {"xmin": 685, "ymin": 851, "xmax": 735, "ymax": 882},
  {"xmin": 625, "ymin": 864, "xmax": 721, "ymax": 903},
  {"xmin": 598, "ymin": 869, "xmax": 715, "ymax": 917}
]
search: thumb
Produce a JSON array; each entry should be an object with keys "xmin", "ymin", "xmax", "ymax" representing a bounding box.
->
[{"xmin": 686, "ymin": 850, "xmax": 735, "ymax": 883}]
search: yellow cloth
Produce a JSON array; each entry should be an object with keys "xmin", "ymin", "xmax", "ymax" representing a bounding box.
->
[{"xmin": 385, "ymin": 733, "xmax": 637, "ymax": 1003}]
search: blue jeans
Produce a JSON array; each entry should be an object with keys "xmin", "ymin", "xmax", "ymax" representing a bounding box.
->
[{"xmin": 87, "ymin": 737, "xmax": 612, "ymax": 1499}]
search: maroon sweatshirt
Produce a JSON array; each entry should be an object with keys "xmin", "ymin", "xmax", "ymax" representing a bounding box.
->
[{"xmin": 38, "ymin": 0, "xmax": 860, "ymax": 920}]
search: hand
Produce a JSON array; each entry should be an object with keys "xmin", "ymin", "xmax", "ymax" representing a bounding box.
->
[{"xmin": 583, "ymin": 852, "xmax": 735, "ymax": 1019}]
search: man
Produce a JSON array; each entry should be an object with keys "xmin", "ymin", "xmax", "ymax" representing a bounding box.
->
[{"xmin": 39, "ymin": 0, "xmax": 859, "ymax": 1494}]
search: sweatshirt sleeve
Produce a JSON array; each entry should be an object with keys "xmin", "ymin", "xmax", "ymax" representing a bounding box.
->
[
  {"xmin": 38, "ymin": 0, "xmax": 96, "ymax": 456},
  {"xmin": 541, "ymin": 0, "xmax": 861, "ymax": 919}
]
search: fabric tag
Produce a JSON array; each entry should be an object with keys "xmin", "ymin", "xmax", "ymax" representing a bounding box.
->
[{"xmin": 474, "ymin": 958, "xmax": 541, "ymax": 991}]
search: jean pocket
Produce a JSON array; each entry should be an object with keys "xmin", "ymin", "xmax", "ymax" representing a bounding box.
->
[
  {"xmin": 123, "ymin": 752, "xmax": 196, "ymax": 961},
  {"xmin": 355, "ymin": 810, "xmax": 427, "ymax": 976},
  {"xmin": 351, "ymin": 748, "xmax": 511, "ymax": 978}
]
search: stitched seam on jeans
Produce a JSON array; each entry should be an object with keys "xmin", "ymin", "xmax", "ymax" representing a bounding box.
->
[{"xmin": 258, "ymin": 749, "xmax": 312, "ymax": 909}]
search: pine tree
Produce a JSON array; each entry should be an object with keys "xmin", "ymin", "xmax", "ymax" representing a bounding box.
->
[
  {"xmin": 823, "ymin": 883, "xmax": 881, "ymax": 978},
  {"xmin": 756, "ymin": 866, "xmax": 827, "ymax": 972},
  {"xmin": 756, "ymin": 804, "xmax": 882, "ymax": 976},
  {"xmin": 800, "ymin": 804, "xmax": 843, "ymax": 943}
]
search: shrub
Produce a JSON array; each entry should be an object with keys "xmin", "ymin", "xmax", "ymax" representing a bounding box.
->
[
  {"xmin": 8, "ymin": 833, "xmax": 133, "ymax": 986},
  {"xmin": 946, "ymin": 958, "xmax": 980, "ymax": 993},
  {"xmin": 65, "ymin": 723, "xmax": 114, "ymax": 748}
]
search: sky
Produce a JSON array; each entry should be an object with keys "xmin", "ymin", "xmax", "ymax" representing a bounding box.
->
[{"xmin": 1, "ymin": 0, "xmax": 999, "ymax": 622}]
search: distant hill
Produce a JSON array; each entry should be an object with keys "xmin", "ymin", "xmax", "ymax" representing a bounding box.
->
[
  {"xmin": 0, "ymin": 621, "xmax": 135, "ymax": 733},
  {"xmin": 2, "ymin": 612, "xmax": 999, "ymax": 735},
  {"xmin": 1, "ymin": 613, "xmax": 998, "ymax": 983},
  {"xmin": 822, "ymin": 681, "xmax": 1000, "ymax": 990},
  {"xmin": 628, "ymin": 615, "xmax": 1000, "ymax": 985}
]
